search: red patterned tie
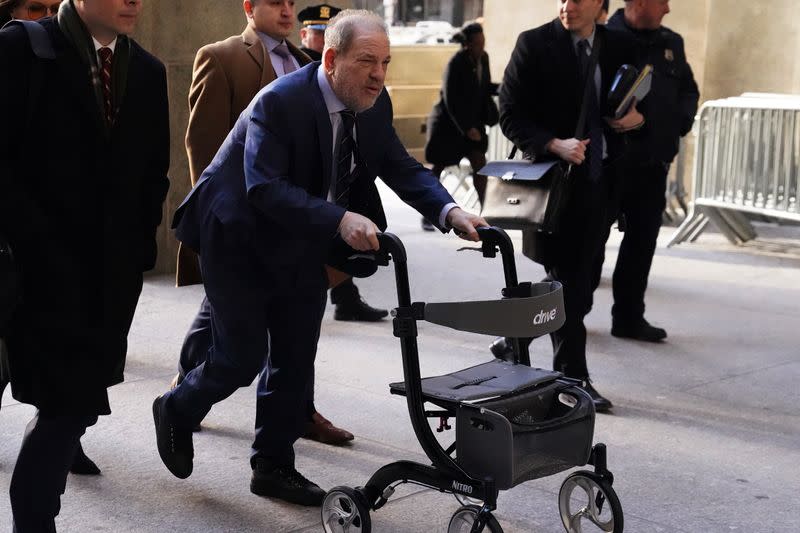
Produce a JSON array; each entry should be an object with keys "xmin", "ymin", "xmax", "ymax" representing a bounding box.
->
[{"xmin": 98, "ymin": 47, "xmax": 114, "ymax": 125}]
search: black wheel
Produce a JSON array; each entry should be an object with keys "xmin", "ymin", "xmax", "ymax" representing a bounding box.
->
[
  {"xmin": 321, "ymin": 486, "xmax": 371, "ymax": 533},
  {"xmin": 558, "ymin": 471, "xmax": 623, "ymax": 533},
  {"xmin": 448, "ymin": 505, "xmax": 504, "ymax": 533}
]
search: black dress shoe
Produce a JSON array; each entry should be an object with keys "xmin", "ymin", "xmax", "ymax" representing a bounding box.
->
[
  {"xmin": 489, "ymin": 337, "xmax": 514, "ymax": 360},
  {"xmin": 611, "ymin": 318, "xmax": 667, "ymax": 342},
  {"xmin": 152, "ymin": 395, "xmax": 193, "ymax": 479},
  {"xmin": 70, "ymin": 442, "xmax": 101, "ymax": 475},
  {"xmin": 579, "ymin": 379, "xmax": 613, "ymax": 413},
  {"xmin": 334, "ymin": 298, "xmax": 388, "ymax": 322},
  {"xmin": 420, "ymin": 217, "xmax": 435, "ymax": 231},
  {"xmin": 250, "ymin": 461, "xmax": 326, "ymax": 506}
]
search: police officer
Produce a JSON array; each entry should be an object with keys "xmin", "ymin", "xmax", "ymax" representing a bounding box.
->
[
  {"xmin": 297, "ymin": 3, "xmax": 340, "ymax": 61},
  {"xmin": 601, "ymin": 0, "xmax": 699, "ymax": 342}
]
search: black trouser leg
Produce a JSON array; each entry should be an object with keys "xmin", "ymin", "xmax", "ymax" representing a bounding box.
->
[
  {"xmin": 467, "ymin": 150, "xmax": 487, "ymax": 206},
  {"xmin": 612, "ymin": 163, "xmax": 668, "ymax": 322},
  {"xmin": 545, "ymin": 171, "xmax": 612, "ymax": 378},
  {"xmin": 329, "ymin": 278, "xmax": 358, "ymax": 305},
  {"xmin": 545, "ymin": 260, "xmax": 591, "ymax": 378},
  {"xmin": 10, "ymin": 411, "xmax": 97, "ymax": 533}
]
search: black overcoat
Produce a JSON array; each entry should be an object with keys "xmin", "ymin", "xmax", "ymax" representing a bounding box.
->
[
  {"xmin": 425, "ymin": 49, "xmax": 498, "ymax": 167},
  {"xmin": 0, "ymin": 18, "xmax": 169, "ymax": 415},
  {"xmin": 498, "ymin": 19, "xmax": 636, "ymax": 264}
]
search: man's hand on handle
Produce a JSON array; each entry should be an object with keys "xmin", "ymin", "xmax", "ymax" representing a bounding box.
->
[
  {"xmin": 446, "ymin": 207, "xmax": 489, "ymax": 242},
  {"xmin": 339, "ymin": 211, "xmax": 380, "ymax": 251}
]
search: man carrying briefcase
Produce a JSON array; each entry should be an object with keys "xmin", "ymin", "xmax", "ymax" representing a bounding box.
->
[{"xmin": 493, "ymin": 0, "xmax": 644, "ymax": 411}]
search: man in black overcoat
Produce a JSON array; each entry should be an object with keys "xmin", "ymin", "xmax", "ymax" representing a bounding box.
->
[
  {"xmin": 0, "ymin": 0, "xmax": 169, "ymax": 529},
  {"xmin": 496, "ymin": 0, "xmax": 642, "ymax": 411}
]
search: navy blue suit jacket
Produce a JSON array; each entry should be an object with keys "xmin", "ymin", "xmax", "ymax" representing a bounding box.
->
[{"xmin": 174, "ymin": 63, "xmax": 453, "ymax": 269}]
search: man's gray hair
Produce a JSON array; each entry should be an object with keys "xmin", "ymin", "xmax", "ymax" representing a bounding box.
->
[{"xmin": 324, "ymin": 9, "xmax": 388, "ymax": 55}]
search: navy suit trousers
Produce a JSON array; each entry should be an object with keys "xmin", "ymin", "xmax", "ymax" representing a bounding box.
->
[
  {"xmin": 167, "ymin": 215, "xmax": 327, "ymax": 467},
  {"xmin": 177, "ymin": 296, "xmax": 317, "ymax": 421}
]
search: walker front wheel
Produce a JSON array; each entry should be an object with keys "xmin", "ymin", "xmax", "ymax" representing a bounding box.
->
[
  {"xmin": 321, "ymin": 486, "xmax": 371, "ymax": 533},
  {"xmin": 448, "ymin": 505, "xmax": 504, "ymax": 533},
  {"xmin": 558, "ymin": 471, "xmax": 623, "ymax": 533}
]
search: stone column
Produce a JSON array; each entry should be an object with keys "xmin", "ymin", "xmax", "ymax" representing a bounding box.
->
[
  {"xmin": 702, "ymin": 0, "xmax": 800, "ymax": 100},
  {"xmin": 134, "ymin": 0, "xmax": 353, "ymax": 275}
]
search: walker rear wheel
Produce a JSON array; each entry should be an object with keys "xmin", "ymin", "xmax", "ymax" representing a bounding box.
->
[
  {"xmin": 321, "ymin": 486, "xmax": 371, "ymax": 533},
  {"xmin": 558, "ymin": 471, "xmax": 623, "ymax": 533},
  {"xmin": 447, "ymin": 505, "xmax": 504, "ymax": 533}
]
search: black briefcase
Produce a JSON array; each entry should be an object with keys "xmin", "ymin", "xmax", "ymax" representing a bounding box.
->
[
  {"xmin": 0, "ymin": 234, "xmax": 20, "ymax": 334},
  {"xmin": 481, "ymin": 33, "xmax": 602, "ymax": 236},
  {"xmin": 480, "ymin": 155, "xmax": 572, "ymax": 234}
]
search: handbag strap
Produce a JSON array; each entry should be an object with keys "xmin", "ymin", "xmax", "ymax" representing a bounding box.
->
[{"xmin": 508, "ymin": 30, "xmax": 603, "ymax": 159}]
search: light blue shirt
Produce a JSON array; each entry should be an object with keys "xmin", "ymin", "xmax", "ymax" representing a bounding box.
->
[
  {"xmin": 258, "ymin": 32, "xmax": 301, "ymax": 77},
  {"xmin": 316, "ymin": 67, "xmax": 457, "ymax": 227}
]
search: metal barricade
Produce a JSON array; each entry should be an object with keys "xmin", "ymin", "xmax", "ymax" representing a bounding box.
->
[{"xmin": 669, "ymin": 94, "xmax": 800, "ymax": 247}]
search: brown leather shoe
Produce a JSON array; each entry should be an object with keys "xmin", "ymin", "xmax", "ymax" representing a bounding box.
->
[{"xmin": 303, "ymin": 412, "xmax": 354, "ymax": 445}]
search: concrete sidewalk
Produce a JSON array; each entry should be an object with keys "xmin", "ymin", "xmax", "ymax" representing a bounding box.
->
[{"xmin": 2, "ymin": 188, "xmax": 799, "ymax": 532}]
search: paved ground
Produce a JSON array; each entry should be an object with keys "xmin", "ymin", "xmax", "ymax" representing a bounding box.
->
[{"xmin": 2, "ymin": 186, "xmax": 799, "ymax": 532}]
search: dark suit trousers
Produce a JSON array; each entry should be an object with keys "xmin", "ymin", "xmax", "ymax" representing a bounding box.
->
[
  {"xmin": 167, "ymin": 216, "xmax": 327, "ymax": 468},
  {"xmin": 611, "ymin": 162, "xmax": 668, "ymax": 321},
  {"xmin": 10, "ymin": 411, "xmax": 97, "ymax": 533},
  {"xmin": 544, "ymin": 170, "xmax": 614, "ymax": 379},
  {"xmin": 178, "ymin": 298, "xmax": 318, "ymax": 419}
]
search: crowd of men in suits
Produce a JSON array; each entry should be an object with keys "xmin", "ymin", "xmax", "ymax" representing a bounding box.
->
[{"xmin": 0, "ymin": 0, "xmax": 696, "ymax": 529}]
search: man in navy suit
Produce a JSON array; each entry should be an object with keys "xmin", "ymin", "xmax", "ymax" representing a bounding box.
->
[{"xmin": 152, "ymin": 9, "xmax": 487, "ymax": 507}]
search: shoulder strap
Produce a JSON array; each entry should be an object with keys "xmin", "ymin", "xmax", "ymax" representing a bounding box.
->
[
  {"xmin": 5, "ymin": 21, "xmax": 55, "ymax": 129},
  {"xmin": 6, "ymin": 19, "xmax": 56, "ymax": 59}
]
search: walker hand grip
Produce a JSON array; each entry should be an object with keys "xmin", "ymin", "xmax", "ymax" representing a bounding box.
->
[
  {"xmin": 477, "ymin": 226, "xmax": 514, "ymax": 260},
  {"xmin": 376, "ymin": 232, "xmax": 407, "ymax": 265},
  {"xmin": 476, "ymin": 226, "xmax": 519, "ymax": 289}
]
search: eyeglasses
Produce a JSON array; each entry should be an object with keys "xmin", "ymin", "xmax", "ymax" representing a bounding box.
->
[{"xmin": 26, "ymin": 2, "xmax": 61, "ymax": 20}]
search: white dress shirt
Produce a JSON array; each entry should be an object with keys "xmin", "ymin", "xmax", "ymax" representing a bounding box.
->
[{"xmin": 92, "ymin": 36, "xmax": 117, "ymax": 65}]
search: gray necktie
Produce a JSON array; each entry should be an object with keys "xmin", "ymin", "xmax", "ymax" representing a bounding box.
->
[{"xmin": 273, "ymin": 42, "xmax": 297, "ymax": 75}]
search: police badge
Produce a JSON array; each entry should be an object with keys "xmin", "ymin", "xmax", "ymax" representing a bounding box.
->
[{"xmin": 664, "ymin": 48, "xmax": 674, "ymax": 62}]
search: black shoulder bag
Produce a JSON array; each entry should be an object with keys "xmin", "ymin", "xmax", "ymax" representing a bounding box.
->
[{"xmin": 481, "ymin": 36, "xmax": 602, "ymax": 234}]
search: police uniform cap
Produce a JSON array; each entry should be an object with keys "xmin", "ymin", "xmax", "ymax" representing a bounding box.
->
[{"xmin": 298, "ymin": 3, "xmax": 341, "ymax": 31}]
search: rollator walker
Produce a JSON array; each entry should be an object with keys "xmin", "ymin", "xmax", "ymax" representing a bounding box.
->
[{"xmin": 320, "ymin": 227, "xmax": 623, "ymax": 533}]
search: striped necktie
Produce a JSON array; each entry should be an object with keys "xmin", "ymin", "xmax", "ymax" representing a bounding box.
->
[
  {"xmin": 98, "ymin": 47, "xmax": 114, "ymax": 125},
  {"xmin": 334, "ymin": 110, "xmax": 357, "ymax": 208}
]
